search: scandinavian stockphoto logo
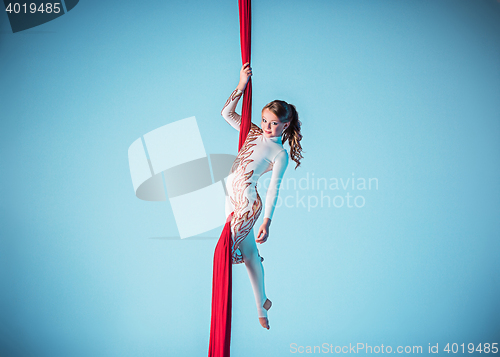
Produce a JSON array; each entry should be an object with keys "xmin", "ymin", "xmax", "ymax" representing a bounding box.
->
[
  {"xmin": 3, "ymin": 0, "xmax": 79, "ymax": 33},
  {"xmin": 128, "ymin": 117, "xmax": 236, "ymax": 239}
]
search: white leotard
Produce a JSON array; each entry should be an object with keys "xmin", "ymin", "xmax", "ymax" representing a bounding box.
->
[{"xmin": 221, "ymin": 89, "xmax": 289, "ymax": 264}]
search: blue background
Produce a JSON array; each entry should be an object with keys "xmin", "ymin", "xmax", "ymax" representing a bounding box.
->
[{"xmin": 1, "ymin": 0, "xmax": 499, "ymax": 356}]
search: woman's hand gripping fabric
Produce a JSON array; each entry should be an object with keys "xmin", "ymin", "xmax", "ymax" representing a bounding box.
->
[{"xmin": 237, "ymin": 62, "xmax": 252, "ymax": 92}]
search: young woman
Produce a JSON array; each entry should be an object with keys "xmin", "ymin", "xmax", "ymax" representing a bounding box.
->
[{"xmin": 221, "ymin": 63, "xmax": 303, "ymax": 329}]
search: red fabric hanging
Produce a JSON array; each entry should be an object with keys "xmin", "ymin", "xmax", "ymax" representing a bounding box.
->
[
  {"xmin": 238, "ymin": 0, "xmax": 252, "ymax": 149},
  {"xmin": 208, "ymin": 214, "xmax": 234, "ymax": 357},
  {"xmin": 208, "ymin": 1, "xmax": 251, "ymax": 357}
]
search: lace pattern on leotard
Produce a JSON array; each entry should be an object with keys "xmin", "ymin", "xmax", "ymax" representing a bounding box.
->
[{"xmin": 229, "ymin": 125, "xmax": 263, "ymax": 264}]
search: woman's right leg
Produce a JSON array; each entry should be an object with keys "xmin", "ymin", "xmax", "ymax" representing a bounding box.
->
[
  {"xmin": 238, "ymin": 232, "xmax": 270, "ymax": 320},
  {"xmin": 229, "ymin": 183, "xmax": 270, "ymax": 327}
]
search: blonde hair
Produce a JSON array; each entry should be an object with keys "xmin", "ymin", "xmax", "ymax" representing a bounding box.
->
[{"xmin": 262, "ymin": 100, "xmax": 303, "ymax": 169}]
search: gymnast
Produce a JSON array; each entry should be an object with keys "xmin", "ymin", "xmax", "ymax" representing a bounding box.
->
[{"xmin": 221, "ymin": 63, "xmax": 303, "ymax": 329}]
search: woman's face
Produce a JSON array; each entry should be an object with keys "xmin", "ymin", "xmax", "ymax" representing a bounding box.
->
[{"xmin": 261, "ymin": 108, "xmax": 289, "ymax": 138}]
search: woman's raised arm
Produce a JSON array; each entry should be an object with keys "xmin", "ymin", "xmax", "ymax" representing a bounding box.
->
[
  {"xmin": 237, "ymin": 62, "xmax": 252, "ymax": 92},
  {"xmin": 221, "ymin": 63, "xmax": 253, "ymax": 131},
  {"xmin": 221, "ymin": 89, "xmax": 243, "ymax": 131}
]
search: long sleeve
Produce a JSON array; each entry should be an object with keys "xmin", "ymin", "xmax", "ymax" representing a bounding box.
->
[
  {"xmin": 221, "ymin": 89, "xmax": 243, "ymax": 131},
  {"xmin": 264, "ymin": 149, "xmax": 289, "ymax": 220}
]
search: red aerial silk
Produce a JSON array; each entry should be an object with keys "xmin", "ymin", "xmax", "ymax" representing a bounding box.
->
[
  {"xmin": 208, "ymin": 213, "xmax": 234, "ymax": 357},
  {"xmin": 238, "ymin": 0, "xmax": 252, "ymax": 148},
  {"xmin": 208, "ymin": 1, "xmax": 251, "ymax": 357}
]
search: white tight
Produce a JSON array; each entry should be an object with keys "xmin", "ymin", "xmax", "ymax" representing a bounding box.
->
[{"xmin": 238, "ymin": 232, "xmax": 268, "ymax": 318}]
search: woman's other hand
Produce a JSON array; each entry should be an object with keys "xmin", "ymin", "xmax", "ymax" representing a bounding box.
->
[
  {"xmin": 237, "ymin": 62, "xmax": 252, "ymax": 92},
  {"xmin": 256, "ymin": 218, "xmax": 271, "ymax": 244}
]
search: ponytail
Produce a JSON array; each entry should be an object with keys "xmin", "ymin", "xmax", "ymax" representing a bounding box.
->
[{"xmin": 282, "ymin": 104, "xmax": 303, "ymax": 169}]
